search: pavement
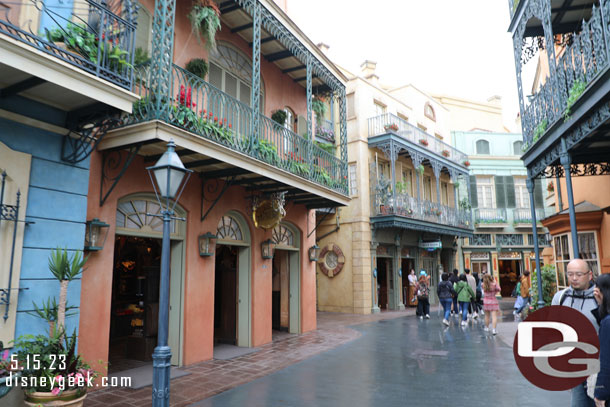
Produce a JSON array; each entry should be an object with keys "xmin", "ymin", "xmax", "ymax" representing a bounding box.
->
[{"xmin": 84, "ymin": 302, "xmax": 567, "ymax": 407}]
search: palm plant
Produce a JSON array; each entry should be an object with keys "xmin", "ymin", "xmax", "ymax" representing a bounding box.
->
[{"xmin": 48, "ymin": 248, "xmax": 87, "ymax": 333}]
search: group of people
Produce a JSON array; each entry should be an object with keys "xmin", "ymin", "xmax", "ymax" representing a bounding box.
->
[{"xmin": 410, "ymin": 268, "xmax": 500, "ymax": 334}]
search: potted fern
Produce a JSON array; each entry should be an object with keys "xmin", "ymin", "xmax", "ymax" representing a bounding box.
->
[{"xmin": 188, "ymin": 0, "xmax": 221, "ymax": 50}]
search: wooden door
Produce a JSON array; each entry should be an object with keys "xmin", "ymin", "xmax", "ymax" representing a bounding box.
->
[{"xmin": 215, "ymin": 245, "xmax": 237, "ymax": 344}]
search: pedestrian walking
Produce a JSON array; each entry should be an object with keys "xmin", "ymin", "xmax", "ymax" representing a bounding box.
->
[
  {"xmin": 449, "ymin": 269, "xmax": 459, "ymax": 315},
  {"xmin": 437, "ymin": 272, "xmax": 456, "ymax": 326},
  {"xmin": 482, "ymin": 274, "xmax": 501, "ymax": 335},
  {"xmin": 593, "ymin": 273, "xmax": 610, "ymax": 407},
  {"xmin": 454, "ymin": 274, "xmax": 476, "ymax": 327},
  {"xmin": 473, "ymin": 271, "xmax": 484, "ymax": 316},
  {"xmin": 551, "ymin": 259, "xmax": 599, "ymax": 407},
  {"xmin": 514, "ymin": 270, "xmax": 531, "ymax": 320},
  {"xmin": 465, "ymin": 268, "xmax": 478, "ymax": 319},
  {"xmin": 416, "ymin": 271, "xmax": 431, "ymax": 319}
]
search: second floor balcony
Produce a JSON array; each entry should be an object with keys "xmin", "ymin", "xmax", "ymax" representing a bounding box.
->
[
  {"xmin": 115, "ymin": 62, "xmax": 348, "ymax": 195},
  {"xmin": 474, "ymin": 208, "xmax": 508, "ymax": 227},
  {"xmin": 0, "ymin": 0, "xmax": 138, "ymax": 91},
  {"xmin": 513, "ymin": 207, "xmax": 545, "ymax": 228}
]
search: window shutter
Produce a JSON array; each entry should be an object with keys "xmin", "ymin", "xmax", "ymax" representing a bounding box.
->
[
  {"xmin": 534, "ymin": 178, "xmax": 544, "ymax": 208},
  {"xmin": 495, "ymin": 176, "xmax": 506, "ymax": 208},
  {"xmin": 469, "ymin": 176, "xmax": 478, "ymax": 208},
  {"xmin": 505, "ymin": 176, "xmax": 516, "ymax": 208}
]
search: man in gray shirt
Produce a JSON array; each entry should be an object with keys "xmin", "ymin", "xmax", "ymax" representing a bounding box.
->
[
  {"xmin": 464, "ymin": 268, "xmax": 478, "ymax": 319},
  {"xmin": 551, "ymin": 259, "xmax": 599, "ymax": 407}
]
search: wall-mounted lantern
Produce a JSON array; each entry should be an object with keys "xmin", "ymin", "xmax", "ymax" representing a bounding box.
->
[
  {"xmin": 198, "ymin": 232, "xmax": 217, "ymax": 257},
  {"xmin": 261, "ymin": 239, "xmax": 276, "ymax": 260},
  {"xmin": 84, "ymin": 218, "xmax": 110, "ymax": 251},
  {"xmin": 308, "ymin": 244, "xmax": 320, "ymax": 262}
]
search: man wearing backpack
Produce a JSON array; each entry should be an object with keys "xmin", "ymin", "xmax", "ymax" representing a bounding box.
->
[{"xmin": 551, "ymin": 259, "xmax": 599, "ymax": 407}]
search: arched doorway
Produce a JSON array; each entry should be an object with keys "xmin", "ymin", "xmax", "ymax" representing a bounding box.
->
[
  {"xmin": 271, "ymin": 222, "xmax": 300, "ymax": 335},
  {"xmin": 109, "ymin": 194, "xmax": 186, "ymax": 372},
  {"xmin": 215, "ymin": 211, "xmax": 251, "ymax": 347}
]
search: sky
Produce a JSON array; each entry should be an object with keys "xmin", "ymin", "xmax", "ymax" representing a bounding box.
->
[{"xmin": 287, "ymin": 0, "xmax": 521, "ymax": 132}]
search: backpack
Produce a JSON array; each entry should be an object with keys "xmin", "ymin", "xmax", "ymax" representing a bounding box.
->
[
  {"xmin": 559, "ymin": 288, "xmax": 597, "ymax": 307},
  {"xmin": 511, "ymin": 282, "xmax": 521, "ymax": 298},
  {"xmin": 417, "ymin": 282, "xmax": 429, "ymax": 298}
]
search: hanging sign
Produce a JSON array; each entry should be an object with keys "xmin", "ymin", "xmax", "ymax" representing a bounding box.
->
[
  {"xmin": 419, "ymin": 240, "xmax": 442, "ymax": 250},
  {"xmin": 252, "ymin": 192, "xmax": 286, "ymax": 230}
]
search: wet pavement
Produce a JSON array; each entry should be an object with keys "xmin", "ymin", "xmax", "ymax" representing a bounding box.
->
[{"xmin": 190, "ymin": 313, "xmax": 569, "ymax": 407}]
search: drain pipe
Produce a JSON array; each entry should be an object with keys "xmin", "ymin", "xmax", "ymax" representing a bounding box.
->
[{"xmin": 316, "ymin": 208, "xmax": 341, "ymax": 242}]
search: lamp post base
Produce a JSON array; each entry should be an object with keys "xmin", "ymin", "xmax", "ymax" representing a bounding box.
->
[{"xmin": 152, "ymin": 346, "xmax": 172, "ymax": 407}]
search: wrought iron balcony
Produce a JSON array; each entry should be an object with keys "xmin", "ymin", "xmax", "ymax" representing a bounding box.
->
[
  {"xmin": 474, "ymin": 208, "xmax": 508, "ymax": 226},
  {"xmin": 123, "ymin": 63, "xmax": 347, "ymax": 194},
  {"xmin": 513, "ymin": 207, "xmax": 545, "ymax": 225},
  {"xmin": 371, "ymin": 190, "xmax": 472, "ymax": 231},
  {"xmin": 518, "ymin": 4, "xmax": 609, "ymax": 151},
  {"xmin": 368, "ymin": 113, "xmax": 469, "ymax": 168},
  {"xmin": 0, "ymin": 0, "xmax": 138, "ymax": 90}
]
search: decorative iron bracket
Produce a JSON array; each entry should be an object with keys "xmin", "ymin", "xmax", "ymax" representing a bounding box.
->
[
  {"xmin": 100, "ymin": 145, "xmax": 141, "ymax": 206},
  {"xmin": 307, "ymin": 207, "xmax": 334, "ymax": 238},
  {"xmin": 200, "ymin": 175, "xmax": 236, "ymax": 222},
  {"xmin": 62, "ymin": 116, "xmax": 121, "ymax": 164}
]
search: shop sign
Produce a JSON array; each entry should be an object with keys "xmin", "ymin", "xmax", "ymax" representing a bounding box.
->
[
  {"xmin": 471, "ymin": 252, "xmax": 490, "ymax": 260},
  {"xmin": 419, "ymin": 240, "xmax": 442, "ymax": 251},
  {"xmin": 498, "ymin": 251, "xmax": 522, "ymax": 260}
]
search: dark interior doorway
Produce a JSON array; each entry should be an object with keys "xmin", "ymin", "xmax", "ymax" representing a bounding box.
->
[
  {"xmin": 272, "ymin": 250, "xmax": 289, "ymax": 332},
  {"xmin": 401, "ymin": 258, "xmax": 415, "ymax": 307},
  {"xmin": 108, "ymin": 236, "xmax": 161, "ymax": 373},
  {"xmin": 499, "ymin": 259, "xmax": 522, "ymax": 297},
  {"xmin": 377, "ymin": 258, "xmax": 388, "ymax": 310},
  {"xmin": 214, "ymin": 245, "xmax": 238, "ymax": 345}
]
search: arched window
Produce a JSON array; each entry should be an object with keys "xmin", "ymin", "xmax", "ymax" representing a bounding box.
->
[
  {"xmin": 476, "ymin": 139, "xmax": 490, "ymax": 155},
  {"xmin": 424, "ymin": 103, "xmax": 436, "ymax": 122},
  {"xmin": 116, "ymin": 196, "xmax": 185, "ymax": 237},
  {"xmin": 208, "ymin": 43, "xmax": 264, "ymax": 110},
  {"xmin": 217, "ymin": 215, "xmax": 243, "ymax": 241},
  {"xmin": 513, "ymin": 140, "xmax": 523, "ymax": 155},
  {"xmin": 272, "ymin": 224, "xmax": 294, "ymax": 247}
]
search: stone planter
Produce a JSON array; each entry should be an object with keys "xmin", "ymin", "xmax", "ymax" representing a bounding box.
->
[{"xmin": 24, "ymin": 388, "xmax": 87, "ymax": 407}]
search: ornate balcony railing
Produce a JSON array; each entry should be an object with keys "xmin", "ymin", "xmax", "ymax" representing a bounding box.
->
[
  {"xmin": 0, "ymin": 0, "xmax": 138, "ymax": 89},
  {"xmin": 124, "ymin": 63, "xmax": 347, "ymax": 194},
  {"xmin": 368, "ymin": 113, "xmax": 468, "ymax": 167},
  {"xmin": 470, "ymin": 234, "xmax": 492, "ymax": 246},
  {"xmin": 528, "ymin": 233, "xmax": 551, "ymax": 247},
  {"xmin": 513, "ymin": 207, "xmax": 545, "ymax": 223},
  {"xmin": 496, "ymin": 233, "xmax": 524, "ymax": 246},
  {"xmin": 520, "ymin": 4, "xmax": 609, "ymax": 150},
  {"xmin": 371, "ymin": 189, "xmax": 472, "ymax": 230},
  {"xmin": 474, "ymin": 208, "xmax": 507, "ymax": 224}
]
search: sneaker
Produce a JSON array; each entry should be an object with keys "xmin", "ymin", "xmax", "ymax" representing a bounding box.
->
[
  {"xmin": 425, "ymin": 314, "xmax": 430, "ymax": 319},
  {"xmin": 473, "ymin": 312, "xmax": 478, "ymax": 319},
  {"xmin": 461, "ymin": 320, "xmax": 467, "ymax": 327},
  {"xmin": 483, "ymin": 326, "xmax": 489, "ymax": 332},
  {"xmin": 492, "ymin": 329, "xmax": 497, "ymax": 335},
  {"xmin": 419, "ymin": 316, "xmax": 423, "ymax": 320},
  {"xmin": 442, "ymin": 319, "xmax": 450, "ymax": 326}
]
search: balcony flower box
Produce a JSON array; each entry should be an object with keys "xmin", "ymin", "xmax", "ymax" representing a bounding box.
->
[
  {"xmin": 547, "ymin": 182, "xmax": 554, "ymax": 193},
  {"xmin": 419, "ymin": 139, "xmax": 429, "ymax": 147},
  {"xmin": 441, "ymin": 150, "xmax": 450, "ymax": 157},
  {"xmin": 384, "ymin": 123, "xmax": 399, "ymax": 132},
  {"xmin": 463, "ymin": 160, "xmax": 470, "ymax": 167}
]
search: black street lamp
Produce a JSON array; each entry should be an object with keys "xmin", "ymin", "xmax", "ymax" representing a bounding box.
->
[{"xmin": 146, "ymin": 140, "xmax": 192, "ymax": 407}]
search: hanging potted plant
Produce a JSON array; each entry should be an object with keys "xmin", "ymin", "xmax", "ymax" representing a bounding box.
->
[
  {"xmin": 188, "ymin": 0, "xmax": 221, "ymax": 50},
  {"xmin": 419, "ymin": 139, "xmax": 429, "ymax": 147},
  {"xmin": 463, "ymin": 160, "xmax": 470, "ymax": 167},
  {"xmin": 441, "ymin": 149, "xmax": 450, "ymax": 157},
  {"xmin": 312, "ymin": 95, "xmax": 327, "ymax": 124},
  {"xmin": 185, "ymin": 58, "xmax": 209, "ymax": 79},
  {"xmin": 271, "ymin": 109, "xmax": 287, "ymax": 126}
]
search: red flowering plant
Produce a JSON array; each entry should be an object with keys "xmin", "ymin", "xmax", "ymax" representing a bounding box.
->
[
  {"xmin": 419, "ymin": 139, "xmax": 429, "ymax": 147},
  {"xmin": 384, "ymin": 123, "xmax": 399, "ymax": 132},
  {"xmin": 441, "ymin": 150, "xmax": 450, "ymax": 157},
  {"xmin": 463, "ymin": 160, "xmax": 470, "ymax": 167}
]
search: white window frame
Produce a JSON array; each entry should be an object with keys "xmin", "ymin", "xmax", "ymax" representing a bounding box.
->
[
  {"xmin": 552, "ymin": 231, "xmax": 601, "ymax": 289},
  {"xmin": 348, "ymin": 163, "xmax": 358, "ymax": 197},
  {"xmin": 374, "ymin": 101, "xmax": 386, "ymax": 117},
  {"xmin": 514, "ymin": 177, "xmax": 530, "ymax": 209},
  {"xmin": 476, "ymin": 139, "xmax": 490, "ymax": 155},
  {"xmin": 476, "ymin": 176, "xmax": 495, "ymax": 208}
]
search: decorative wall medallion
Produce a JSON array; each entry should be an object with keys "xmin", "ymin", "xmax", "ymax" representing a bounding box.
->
[{"xmin": 318, "ymin": 244, "xmax": 345, "ymax": 278}]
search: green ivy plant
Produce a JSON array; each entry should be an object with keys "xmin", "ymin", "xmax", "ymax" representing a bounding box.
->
[
  {"xmin": 271, "ymin": 109, "xmax": 287, "ymax": 126},
  {"xmin": 532, "ymin": 118, "xmax": 548, "ymax": 144},
  {"xmin": 185, "ymin": 58, "xmax": 209, "ymax": 79},
  {"xmin": 395, "ymin": 181, "xmax": 409, "ymax": 194},
  {"xmin": 312, "ymin": 96, "xmax": 327, "ymax": 123},
  {"xmin": 563, "ymin": 79, "xmax": 587, "ymax": 122},
  {"xmin": 188, "ymin": 0, "xmax": 221, "ymax": 50},
  {"xmin": 459, "ymin": 198, "xmax": 471, "ymax": 210}
]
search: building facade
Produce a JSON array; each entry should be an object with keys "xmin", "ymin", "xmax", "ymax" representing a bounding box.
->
[
  {"xmin": 508, "ymin": 0, "xmax": 610, "ymax": 289},
  {"xmin": 316, "ymin": 61, "xmax": 472, "ymax": 314},
  {"xmin": 1, "ymin": 0, "xmax": 350, "ymax": 376}
]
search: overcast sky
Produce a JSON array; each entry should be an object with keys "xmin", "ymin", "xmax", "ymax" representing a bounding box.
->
[{"xmin": 287, "ymin": 0, "xmax": 520, "ymax": 132}]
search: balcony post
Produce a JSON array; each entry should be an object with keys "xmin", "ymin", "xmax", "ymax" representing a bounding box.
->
[
  {"xmin": 150, "ymin": 0, "xmax": 177, "ymax": 121},
  {"xmin": 339, "ymin": 87, "xmax": 348, "ymax": 180},
  {"xmin": 432, "ymin": 162, "xmax": 441, "ymax": 205},
  {"xmin": 394, "ymin": 234, "xmax": 405, "ymax": 310},
  {"xmin": 370, "ymin": 239, "xmax": 380, "ymax": 314},
  {"xmin": 250, "ymin": 3, "xmax": 261, "ymax": 155},
  {"xmin": 560, "ymin": 139, "xmax": 579, "ymax": 258},
  {"xmin": 306, "ymin": 57, "xmax": 313, "ymax": 164},
  {"xmin": 526, "ymin": 177, "xmax": 545, "ymax": 309},
  {"xmin": 555, "ymin": 174, "xmax": 563, "ymax": 211},
  {"xmin": 390, "ymin": 143, "xmax": 397, "ymax": 214}
]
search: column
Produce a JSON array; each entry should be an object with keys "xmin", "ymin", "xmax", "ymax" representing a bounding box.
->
[
  {"xmin": 306, "ymin": 57, "xmax": 313, "ymax": 164},
  {"xmin": 370, "ymin": 240, "xmax": 380, "ymax": 314},
  {"xmin": 150, "ymin": 0, "xmax": 178, "ymax": 120},
  {"xmin": 395, "ymin": 234, "xmax": 404, "ymax": 310},
  {"xmin": 527, "ymin": 178, "xmax": 545, "ymax": 308},
  {"xmin": 555, "ymin": 174, "xmax": 563, "ymax": 211},
  {"xmin": 250, "ymin": 3, "xmax": 261, "ymax": 153},
  {"xmin": 560, "ymin": 139, "xmax": 579, "ymax": 258}
]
